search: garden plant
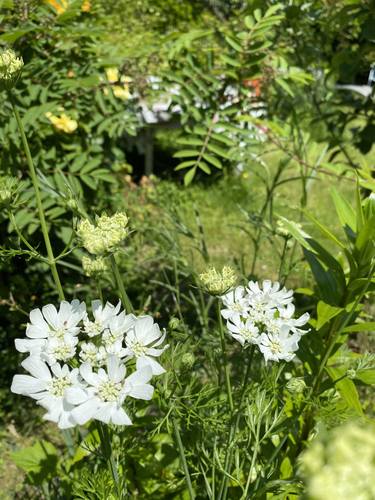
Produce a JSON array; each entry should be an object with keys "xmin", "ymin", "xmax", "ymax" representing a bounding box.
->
[{"xmin": 0, "ymin": 1, "xmax": 374, "ymax": 499}]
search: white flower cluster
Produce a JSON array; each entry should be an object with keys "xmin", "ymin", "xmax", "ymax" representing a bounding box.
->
[
  {"xmin": 11, "ymin": 300, "xmax": 168, "ymax": 429},
  {"xmin": 0, "ymin": 49, "xmax": 23, "ymax": 90},
  {"xmin": 221, "ymin": 280, "xmax": 309, "ymax": 362}
]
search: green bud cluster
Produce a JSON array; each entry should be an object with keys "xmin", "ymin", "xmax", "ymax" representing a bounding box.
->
[
  {"xmin": 199, "ymin": 266, "xmax": 237, "ymax": 295},
  {"xmin": 0, "ymin": 175, "xmax": 20, "ymax": 208},
  {"xmin": 82, "ymin": 256, "xmax": 109, "ymax": 277},
  {"xmin": 300, "ymin": 422, "xmax": 375, "ymax": 500},
  {"xmin": 285, "ymin": 377, "xmax": 306, "ymax": 394},
  {"xmin": 77, "ymin": 212, "xmax": 128, "ymax": 255},
  {"xmin": 0, "ymin": 49, "xmax": 23, "ymax": 91}
]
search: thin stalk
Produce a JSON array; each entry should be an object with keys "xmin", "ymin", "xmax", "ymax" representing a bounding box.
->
[
  {"xmin": 242, "ymin": 424, "xmax": 260, "ymax": 499},
  {"xmin": 218, "ymin": 346, "xmax": 255, "ymax": 500},
  {"xmin": 217, "ymin": 300, "xmax": 234, "ymax": 412},
  {"xmin": 9, "ymin": 92, "xmax": 64, "ymax": 301},
  {"xmin": 97, "ymin": 422, "xmax": 122, "ymax": 499},
  {"xmin": 109, "ymin": 254, "xmax": 133, "ymax": 313},
  {"xmin": 173, "ymin": 418, "xmax": 195, "ymax": 500}
]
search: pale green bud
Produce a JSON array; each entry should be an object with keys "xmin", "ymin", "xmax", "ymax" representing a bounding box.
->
[
  {"xmin": 82, "ymin": 256, "xmax": 109, "ymax": 277},
  {"xmin": 0, "ymin": 49, "xmax": 23, "ymax": 91},
  {"xmin": 168, "ymin": 317, "xmax": 181, "ymax": 330},
  {"xmin": 199, "ymin": 266, "xmax": 237, "ymax": 296},
  {"xmin": 300, "ymin": 422, "xmax": 375, "ymax": 500},
  {"xmin": 346, "ymin": 368, "xmax": 356, "ymax": 380},
  {"xmin": 181, "ymin": 353, "xmax": 195, "ymax": 370},
  {"xmin": 286, "ymin": 377, "xmax": 306, "ymax": 394},
  {"xmin": 0, "ymin": 175, "xmax": 20, "ymax": 208},
  {"xmin": 77, "ymin": 212, "xmax": 128, "ymax": 255}
]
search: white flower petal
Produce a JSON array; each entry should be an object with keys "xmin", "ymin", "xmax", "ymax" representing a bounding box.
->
[
  {"xmin": 11, "ymin": 375, "xmax": 47, "ymax": 395},
  {"xmin": 21, "ymin": 357, "xmax": 51, "ymax": 381}
]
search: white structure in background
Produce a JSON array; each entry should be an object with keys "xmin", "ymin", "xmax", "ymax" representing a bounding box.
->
[{"xmin": 336, "ymin": 65, "xmax": 375, "ymax": 99}]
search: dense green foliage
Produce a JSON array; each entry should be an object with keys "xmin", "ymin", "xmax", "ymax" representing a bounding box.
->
[{"xmin": 0, "ymin": 0, "xmax": 374, "ymax": 498}]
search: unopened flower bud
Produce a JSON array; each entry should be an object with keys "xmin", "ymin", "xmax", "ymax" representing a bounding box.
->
[
  {"xmin": 77, "ymin": 212, "xmax": 128, "ymax": 255},
  {"xmin": 0, "ymin": 49, "xmax": 23, "ymax": 91},
  {"xmin": 199, "ymin": 266, "xmax": 237, "ymax": 295},
  {"xmin": 346, "ymin": 368, "xmax": 356, "ymax": 380},
  {"xmin": 82, "ymin": 256, "xmax": 109, "ymax": 277},
  {"xmin": 0, "ymin": 175, "xmax": 20, "ymax": 208},
  {"xmin": 181, "ymin": 353, "xmax": 195, "ymax": 370},
  {"xmin": 286, "ymin": 377, "xmax": 306, "ymax": 394},
  {"xmin": 168, "ymin": 317, "xmax": 181, "ymax": 330}
]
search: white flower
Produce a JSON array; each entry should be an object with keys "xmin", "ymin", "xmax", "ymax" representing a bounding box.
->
[
  {"xmin": 221, "ymin": 286, "xmax": 249, "ymax": 322},
  {"xmin": 277, "ymin": 303, "xmax": 310, "ymax": 336},
  {"xmin": 247, "ymin": 280, "xmax": 294, "ymax": 309},
  {"xmin": 258, "ymin": 327, "xmax": 301, "ymax": 363},
  {"xmin": 66, "ymin": 356, "xmax": 154, "ymax": 426},
  {"xmin": 83, "ymin": 300, "xmax": 122, "ymax": 337},
  {"xmin": 25, "ymin": 300, "xmax": 86, "ymax": 340},
  {"xmin": 226, "ymin": 317, "xmax": 260, "ymax": 346},
  {"xmin": 11, "ymin": 357, "xmax": 78, "ymax": 429},
  {"xmin": 102, "ymin": 311, "xmax": 136, "ymax": 347},
  {"xmin": 124, "ymin": 316, "xmax": 168, "ymax": 375},
  {"xmin": 79, "ymin": 341, "xmax": 106, "ymax": 367}
]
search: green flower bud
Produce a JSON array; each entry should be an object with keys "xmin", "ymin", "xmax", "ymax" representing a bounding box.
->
[
  {"xmin": 286, "ymin": 377, "xmax": 306, "ymax": 394},
  {"xmin": 0, "ymin": 175, "xmax": 20, "ymax": 208},
  {"xmin": 199, "ymin": 266, "xmax": 237, "ymax": 296},
  {"xmin": 82, "ymin": 256, "xmax": 109, "ymax": 277},
  {"xmin": 168, "ymin": 317, "xmax": 181, "ymax": 330},
  {"xmin": 300, "ymin": 422, "xmax": 375, "ymax": 500},
  {"xmin": 181, "ymin": 353, "xmax": 195, "ymax": 370},
  {"xmin": 0, "ymin": 49, "xmax": 23, "ymax": 91},
  {"xmin": 346, "ymin": 368, "xmax": 356, "ymax": 380},
  {"xmin": 77, "ymin": 212, "xmax": 128, "ymax": 255}
]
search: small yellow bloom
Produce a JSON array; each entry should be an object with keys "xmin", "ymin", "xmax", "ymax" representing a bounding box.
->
[
  {"xmin": 81, "ymin": 0, "xmax": 91, "ymax": 12},
  {"xmin": 105, "ymin": 67, "xmax": 119, "ymax": 83},
  {"xmin": 46, "ymin": 0, "xmax": 68, "ymax": 14},
  {"xmin": 45, "ymin": 112, "xmax": 78, "ymax": 134},
  {"xmin": 113, "ymin": 85, "xmax": 131, "ymax": 100}
]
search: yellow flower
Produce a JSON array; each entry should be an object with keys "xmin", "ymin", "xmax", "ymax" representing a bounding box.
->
[
  {"xmin": 46, "ymin": 0, "xmax": 68, "ymax": 14},
  {"xmin": 81, "ymin": 0, "xmax": 91, "ymax": 12},
  {"xmin": 45, "ymin": 112, "xmax": 78, "ymax": 134},
  {"xmin": 113, "ymin": 85, "xmax": 131, "ymax": 100},
  {"xmin": 105, "ymin": 67, "xmax": 119, "ymax": 83}
]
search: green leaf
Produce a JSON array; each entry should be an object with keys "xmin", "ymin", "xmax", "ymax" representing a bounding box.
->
[
  {"xmin": 173, "ymin": 149, "xmax": 200, "ymax": 158},
  {"xmin": 11, "ymin": 440, "xmax": 58, "ymax": 485},
  {"xmin": 174, "ymin": 160, "xmax": 197, "ymax": 171},
  {"xmin": 202, "ymin": 153, "xmax": 222, "ymax": 169},
  {"xmin": 275, "ymin": 78, "xmax": 294, "ymax": 96},
  {"xmin": 220, "ymin": 54, "xmax": 241, "ymax": 68},
  {"xmin": 316, "ymin": 301, "xmax": 343, "ymax": 330},
  {"xmin": 198, "ymin": 161, "xmax": 211, "ymax": 174},
  {"xmin": 326, "ymin": 366, "xmax": 363, "ymax": 415},
  {"xmin": 331, "ymin": 189, "xmax": 356, "ymax": 232},
  {"xmin": 184, "ymin": 167, "xmax": 196, "ymax": 186},
  {"xmin": 225, "ymin": 35, "xmax": 242, "ymax": 52},
  {"xmin": 206, "ymin": 143, "xmax": 230, "ymax": 159},
  {"xmin": 303, "ymin": 211, "xmax": 345, "ymax": 250},
  {"xmin": 176, "ymin": 137, "xmax": 204, "ymax": 147},
  {"xmin": 342, "ymin": 322, "xmax": 375, "ymax": 333}
]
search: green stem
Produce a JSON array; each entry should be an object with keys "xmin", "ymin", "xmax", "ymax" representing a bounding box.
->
[
  {"xmin": 9, "ymin": 92, "xmax": 64, "ymax": 301},
  {"xmin": 97, "ymin": 422, "xmax": 122, "ymax": 499},
  {"xmin": 218, "ymin": 346, "xmax": 254, "ymax": 500},
  {"xmin": 217, "ymin": 301, "xmax": 234, "ymax": 412},
  {"xmin": 173, "ymin": 418, "xmax": 195, "ymax": 500},
  {"xmin": 109, "ymin": 254, "xmax": 133, "ymax": 313}
]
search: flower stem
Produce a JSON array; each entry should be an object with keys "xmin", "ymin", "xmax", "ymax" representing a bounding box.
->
[
  {"xmin": 173, "ymin": 417, "xmax": 195, "ymax": 500},
  {"xmin": 109, "ymin": 254, "xmax": 133, "ymax": 313},
  {"xmin": 217, "ymin": 301, "xmax": 233, "ymax": 412},
  {"xmin": 97, "ymin": 422, "xmax": 123, "ymax": 499},
  {"xmin": 218, "ymin": 346, "xmax": 254, "ymax": 500},
  {"xmin": 9, "ymin": 92, "xmax": 64, "ymax": 301}
]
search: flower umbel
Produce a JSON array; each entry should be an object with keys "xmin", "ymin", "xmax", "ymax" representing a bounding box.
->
[
  {"xmin": 77, "ymin": 212, "xmax": 129, "ymax": 255},
  {"xmin": 11, "ymin": 299, "xmax": 168, "ymax": 429},
  {"xmin": 221, "ymin": 279, "xmax": 309, "ymax": 363},
  {"xmin": 200, "ymin": 266, "xmax": 237, "ymax": 295},
  {"xmin": 0, "ymin": 49, "xmax": 23, "ymax": 91}
]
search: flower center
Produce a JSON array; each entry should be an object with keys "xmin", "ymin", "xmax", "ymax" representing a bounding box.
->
[
  {"xmin": 49, "ymin": 342, "xmax": 74, "ymax": 361},
  {"xmin": 130, "ymin": 341, "xmax": 147, "ymax": 357},
  {"xmin": 84, "ymin": 320, "xmax": 103, "ymax": 337},
  {"xmin": 98, "ymin": 380, "xmax": 121, "ymax": 402},
  {"xmin": 269, "ymin": 340, "xmax": 282, "ymax": 355},
  {"xmin": 231, "ymin": 303, "xmax": 244, "ymax": 312},
  {"xmin": 48, "ymin": 376, "xmax": 71, "ymax": 397},
  {"xmin": 240, "ymin": 327, "xmax": 256, "ymax": 341},
  {"xmin": 50, "ymin": 327, "xmax": 69, "ymax": 340}
]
